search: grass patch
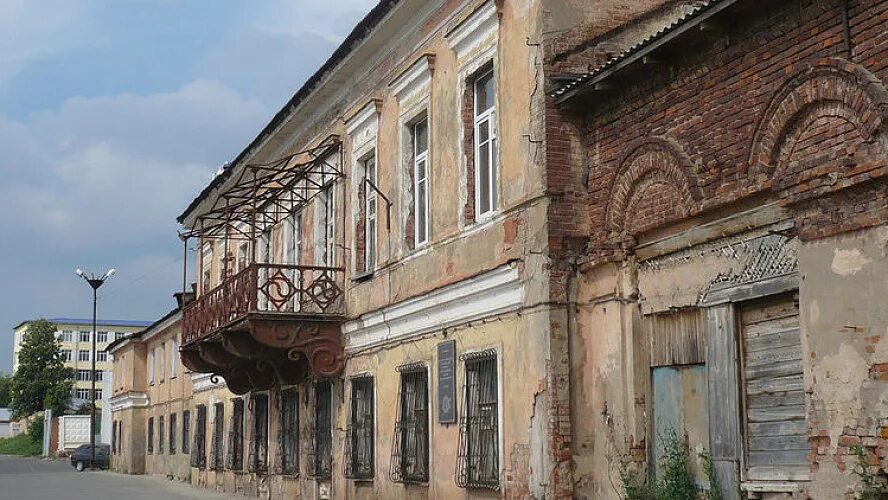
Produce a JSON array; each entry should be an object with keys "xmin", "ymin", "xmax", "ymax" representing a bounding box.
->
[{"xmin": 0, "ymin": 433, "xmax": 41, "ymax": 456}]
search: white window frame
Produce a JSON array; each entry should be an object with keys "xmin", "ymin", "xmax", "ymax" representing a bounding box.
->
[
  {"xmin": 473, "ymin": 67, "xmax": 497, "ymax": 220},
  {"xmin": 316, "ymin": 184, "xmax": 336, "ymax": 266},
  {"xmin": 159, "ymin": 342, "xmax": 165, "ymax": 382},
  {"xmin": 75, "ymin": 389, "xmax": 90, "ymax": 400},
  {"xmin": 201, "ymin": 242, "xmax": 213, "ymax": 293},
  {"xmin": 412, "ymin": 119, "xmax": 430, "ymax": 246},
  {"xmin": 97, "ymin": 331, "xmax": 108, "ymax": 343},
  {"xmin": 363, "ymin": 153, "xmax": 378, "ymax": 270},
  {"xmin": 170, "ymin": 338, "xmax": 178, "ymax": 378},
  {"xmin": 96, "ymin": 351, "xmax": 108, "ymax": 362},
  {"xmin": 79, "ymin": 331, "xmax": 90, "ymax": 343},
  {"xmin": 61, "ymin": 349, "xmax": 72, "ymax": 362},
  {"xmin": 78, "ymin": 350, "xmax": 90, "ymax": 362},
  {"xmin": 148, "ymin": 348, "xmax": 155, "ymax": 384}
]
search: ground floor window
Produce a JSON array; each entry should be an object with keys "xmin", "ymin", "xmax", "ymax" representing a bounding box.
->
[
  {"xmin": 249, "ymin": 394, "xmax": 269, "ymax": 473},
  {"xmin": 312, "ymin": 380, "xmax": 333, "ymax": 479},
  {"xmin": 112, "ymin": 420, "xmax": 117, "ymax": 455},
  {"xmin": 211, "ymin": 403, "xmax": 225, "ymax": 470},
  {"xmin": 227, "ymin": 399, "xmax": 244, "ymax": 470},
  {"xmin": 182, "ymin": 410, "xmax": 190, "ymax": 455},
  {"xmin": 147, "ymin": 416, "xmax": 154, "ymax": 455},
  {"xmin": 280, "ymin": 389, "xmax": 299, "ymax": 475},
  {"xmin": 345, "ymin": 376, "xmax": 374, "ymax": 479},
  {"xmin": 456, "ymin": 350, "xmax": 499, "ymax": 489},
  {"xmin": 391, "ymin": 365, "xmax": 429, "ymax": 483},
  {"xmin": 192, "ymin": 405, "xmax": 207, "ymax": 468},
  {"xmin": 169, "ymin": 413, "xmax": 177, "ymax": 455}
]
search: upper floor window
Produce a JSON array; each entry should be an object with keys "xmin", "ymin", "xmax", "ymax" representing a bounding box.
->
[
  {"xmin": 201, "ymin": 243, "xmax": 213, "ymax": 293},
  {"xmin": 94, "ymin": 370, "xmax": 104, "ymax": 382},
  {"xmin": 78, "ymin": 350, "xmax": 89, "ymax": 362},
  {"xmin": 345, "ymin": 376, "xmax": 374, "ymax": 480},
  {"xmin": 286, "ymin": 212, "xmax": 302, "ymax": 266},
  {"xmin": 61, "ymin": 330, "xmax": 73, "ymax": 342},
  {"xmin": 76, "ymin": 369, "xmax": 90, "ymax": 381},
  {"xmin": 148, "ymin": 348, "xmax": 155, "ymax": 384},
  {"xmin": 75, "ymin": 388, "xmax": 90, "ymax": 400},
  {"xmin": 170, "ymin": 338, "xmax": 178, "ymax": 378},
  {"xmin": 79, "ymin": 331, "xmax": 90, "ymax": 343},
  {"xmin": 412, "ymin": 119, "xmax": 430, "ymax": 247},
  {"xmin": 158, "ymin": 343, "xmax": 165, "ymax": 382},
  {"xmin": 473, "ymin": 68, "xmax": 498, "ymax": 219},
  {"xmin": 363, "ymin": 153, "xmax": 378, "ymax": 272},
  {"xmin": 96, "ymin": 331, "xmax": 108, "ymax": 343},
  {"xmin": 316, "ymin": 185, "xmax": 336, "ymax": 266},
  {"xmin": 61, "ymin": 349, "xmax": 72, "ymax": 362},
  {"xmin": 96, "ymin": 351, "xmax": 108, "ymax": 363},
  {"xmin": 115, "ymin": 332, "xmax": 126, "ymax": 341}
]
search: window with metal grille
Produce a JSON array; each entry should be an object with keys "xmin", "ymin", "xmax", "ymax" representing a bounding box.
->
[
  {"xmin": 227, "ymin": 399, "xmax": 244, "ymax": 470},
  {"xmin": 455, "ymin": 350, "xmax": 499, "ymax": 490},
  {"xmin": 345, "ymin": 376, "xmax": 374, "ymax": 480},
  {"xmin": 147, "ymin": 416, "xmax": 154, "ymax": 454},
  {"xmin": 169, "ymin": 413, "xmax": 177, "ymax": 455},
  {"xmin": 311, "ymin": 380, "xmax": 333, "ymax": 479},
  {"xmin": 390, "ymin": 364, "xmax": 429, "ymax": 483},
  {"xmin": 182, "ymin": 410, "xmax": 191, "ymax": 455},
  {"xmin": 280, "ymin": 389, "xmax": 299, "ymax": 475},
  {"xmin": 191, "ymin": 405, "xmax": 207, "ymax": 468},
  {"xmin": 112, "ymin": 420, "xmax": 117, "ymax": 455},
  {"xmin": 158, "ymin": 415, "xmax": 164, "ymax": 454},
  {"xmin": 249, "ymin": 394, "xmax": 269, "ymax": 473},
  {"xmin": 211, "ymin": 403, "xmax": 224, "ymax": 469}
]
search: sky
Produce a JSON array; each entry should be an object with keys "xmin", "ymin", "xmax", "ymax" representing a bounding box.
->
[{"xmin": 0, "ymin": 0, "xmax": 377, "ymax": 373}]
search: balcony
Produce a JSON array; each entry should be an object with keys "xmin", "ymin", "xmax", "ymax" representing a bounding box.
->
[{"xmin": 180, "ymin": 263, "xmax": 345, "ymax": 394}]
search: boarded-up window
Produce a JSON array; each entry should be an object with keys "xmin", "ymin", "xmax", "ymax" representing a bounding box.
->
[
  {"xmin": 312, "ymin": 380, "xmax": 333, "ymax": 479},
  {"xmin": 647, "ymin": 309, "xmax": 706, "ymax": 367},
  {"xmin": 249, "ymin": 394, "xmax": 269, "ymax": 473},
  {"xmin": 211, "ymin": 403, "xmax": 224, "ymax": 469},
  {"xmin": 147, "ymin": 417, "xmax": 154, "ymax": 454},
  {"xmin": 280, "ymin": 389, "xmax": 299, "ymax": 475},
  {"xmin": 740, "ymin": 293, "xmax": 806, "ymax": 482},
  {"xmin": 227, "ymin": 398, "xmax": 244, "ymax": 470},
  {"xmin": 182, "ymin": 410, "xmax": 191, "ymax": 455}
]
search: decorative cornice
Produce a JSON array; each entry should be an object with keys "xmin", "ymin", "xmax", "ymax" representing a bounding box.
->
[
  {"xmin": 345, "ymin": 98, "xmax": 382, "ymax": 136},
  {"xmin": 390, "ymin": 54, "xmax": 436, "ymax": 103},
  {"xmin": 109, "ymin": 391, "xmax": 148, "ymax": 412},
  {"xmin": 447, "ymin": 0, "xmax": 498, "ymax": 61},
  {"xmin": 343, "ymin": 264, "xmax": 523, "ymax": 352}
]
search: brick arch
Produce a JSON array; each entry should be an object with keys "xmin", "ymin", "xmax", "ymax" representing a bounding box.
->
[
  {"xmin": 748, "ymin": 58, "xmax": 888, "ymax": 184},
  {"xmin": 605, "ymin": 137, "xmax": 701, "ymax": 237}
]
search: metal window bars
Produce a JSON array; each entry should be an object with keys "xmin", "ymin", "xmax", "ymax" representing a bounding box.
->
[
  {"xmin": 192, "ymin": 405, "xmax": 207, "ymax": 469},
  {"xmin": 227, "ymin": 399, "xmax": 244, "ymax": 470},
  {"xmin": 169, "ymin": 413, "xmax": 177, "ymax": 455},
  {"xmin": 248, "ymin": 394, "xmax": 269, "ymax": 473},
  {"xmin": 390, "ymin": 364, "xmax": 429, "ymax": 483},
  {"xmin": 211, "ymin": 403, "xmax": 225, "ymax": 469},
  {"xmin": 455, "ymin": 350, "xmax": 499, "ymax": 490},
  {"xmin": 158, "ymin": 416, "xmax": 164, "ymax": 454},
  {"xmin": 344, "ymin": 376, "xmax": 375, "ymax": 480},
  {"xmin": 182, "ymin": 410, "xmax": 191, "ymax": 455},
  {"xmin": 147, "ymin": 416, "xmax": 154, "ymax": 455},
  {"xmin": 280, "ymin": 389, "xmax": 299, "ymax": 475},
  {"xmin": 310, "ymin": 380, "xmax": 333, "ymax": 479}
]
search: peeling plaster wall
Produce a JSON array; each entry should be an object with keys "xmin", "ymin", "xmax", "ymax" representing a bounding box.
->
[{"xmin": 801, "ymin": 226, "xmax": 888, "ymax": 499}]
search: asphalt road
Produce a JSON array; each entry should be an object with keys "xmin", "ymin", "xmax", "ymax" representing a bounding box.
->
[{"xmin": 0, "ymin": 455, "xmax": 234, "ymax": 500}]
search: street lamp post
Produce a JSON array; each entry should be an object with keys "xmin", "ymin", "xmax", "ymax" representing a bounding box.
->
[{"xmin": 76, "ymin": 268, "xmax": 115, "ymax": 470}]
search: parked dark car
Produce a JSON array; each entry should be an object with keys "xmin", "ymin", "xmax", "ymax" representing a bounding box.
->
[{"xmin": 70, "ymin": 443, "xmax": 110, "ymax": 471}]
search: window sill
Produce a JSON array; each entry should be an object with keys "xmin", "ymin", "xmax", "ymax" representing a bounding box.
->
[
  {"xmin": 282, "ymin": 474, "xmax": 300, "ymax": 481},
  {"xmin": 352, "ymin": 270, "xmax": 374, "ymax": 283}
]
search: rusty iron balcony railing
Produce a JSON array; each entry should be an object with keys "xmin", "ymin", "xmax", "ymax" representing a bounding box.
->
[{"xmin": 182, "ymin": 263, "xmax": 345, "ymax": 345}]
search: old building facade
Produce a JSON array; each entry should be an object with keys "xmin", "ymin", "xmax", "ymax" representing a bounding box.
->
[
  {"xmin": 549, "ymin": 0, "xmax": 888, "ymax": 498},
  {"xmin": 108, "ymin": 0, "xmax": 888, "ymax": 498}
]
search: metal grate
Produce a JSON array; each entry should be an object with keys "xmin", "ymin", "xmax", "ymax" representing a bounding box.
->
[
  {"xmin": 227, "ymin": 399, "xmax": 244, "ymax": 470},
  {"xmin": 182, "ymin": 410, "xmax": 191, "ymax": 455},
  {"xmin": 280, "ymin": 389, "xmax": 299, "ymax": 475},
  {"xmin": 345, "ymin": 377, "xmax": 375, "ymax": 480},
  {"xmin": 455, "ymin": 350, "xmax": 499, "ymax": 490},
  {"xmin": 249, "ymin": 394, "xmax": 269, "ymax": 473},
  {"xmin": 211, "ymin": 403, "xmax": 225, "ymax": 469},
  {"xmin": 169, "ymin": 413, "xmax": 177, "ymax": 455},
  {"xmin": 147, "ymin": 416, "xmax": 154, "ymax": 455},
  {"xmin": 390, "ymin": 365, "xmax": 429, "ymax": 483},
  {"xmin": 311, "ymin": 380, "xmax": 333, "ymax": 479},
  {"xmin": 192, "ymin": 405, "xmax": 207, "ymax": 468}
]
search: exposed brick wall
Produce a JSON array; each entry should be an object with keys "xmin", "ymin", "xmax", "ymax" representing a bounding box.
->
[
  {"xmin": 355, "ymin": 180, "xmax": 367, "ymax": 273},
  {"xmin": 462, "ymin": 75, "xmax": 477, "ymax": 225},
  {"xmin": 552, "ymin": 0, "xmax": 888, "ymax": 258}
]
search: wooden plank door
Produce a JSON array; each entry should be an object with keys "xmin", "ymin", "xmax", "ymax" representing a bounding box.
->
[{"xmin": 739, "ymin": 293, "xmax": 808, "ymax": 482}]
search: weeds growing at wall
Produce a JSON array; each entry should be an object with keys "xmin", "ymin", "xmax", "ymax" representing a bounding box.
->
[
  {"xmin": 850, "ymin": 444, "xmax": 888, "ymax": 500},
  {"xmin": 619, "ymin": 428, "xmax": 716, "ymax": 500}
]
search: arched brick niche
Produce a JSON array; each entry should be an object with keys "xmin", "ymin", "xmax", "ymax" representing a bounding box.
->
[
  {"xmin": 748, "ymin": 59, "xmax": 888, "ymax": 200},
  {"xmin": 605, "ymin": 137, "xmax": 702, "ymax": 238}
]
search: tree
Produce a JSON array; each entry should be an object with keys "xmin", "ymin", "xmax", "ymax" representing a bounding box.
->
[
  {"xmin": 0, "ymin": 373, "xmax": 11, "ymax": 407},
  {"xmin": 10, "ymin": 319, "xmax": 73, "ymax": 418}
]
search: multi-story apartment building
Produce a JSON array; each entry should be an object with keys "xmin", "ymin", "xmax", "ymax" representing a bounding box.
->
[
  {"xmin": 13, "ymin": 318, "xmax": 150, "ymax": 408},
  {"xmin": 110, "ymin": 0, "xmax": 888, "ymax": 498}
]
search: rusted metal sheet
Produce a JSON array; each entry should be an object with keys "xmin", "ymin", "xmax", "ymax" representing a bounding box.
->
[{"xmin": 646, "ymin": 309, "xmax": 706, "ymax": 367}]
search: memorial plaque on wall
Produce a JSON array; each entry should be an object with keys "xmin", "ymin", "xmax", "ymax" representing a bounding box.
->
[{"xmin": 437, "ymin": 340, "xmax": 456, "ymax": 424}]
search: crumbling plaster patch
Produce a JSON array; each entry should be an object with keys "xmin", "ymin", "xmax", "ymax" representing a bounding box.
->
[
  {"xmin": 831, "ymin": 247, "xmax": 872, "ymax": 276},
  {"xmin": 812, "ymin": 343, "xmax": 869, "ymax": 450}
]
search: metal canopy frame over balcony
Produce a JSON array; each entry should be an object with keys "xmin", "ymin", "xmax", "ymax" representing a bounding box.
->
[{"xmin": 178, "ymin": 136, "xmax": 347, "ymax": 395}]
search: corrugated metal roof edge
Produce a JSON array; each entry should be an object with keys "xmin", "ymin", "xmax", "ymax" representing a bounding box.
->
[
  {"xmin": 552, "ymin": 0, "xmax": 739, "ymax": 104},
  {"xmin": 177, "ymin": 0, "xmax": 402, "ymax": 225}
]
